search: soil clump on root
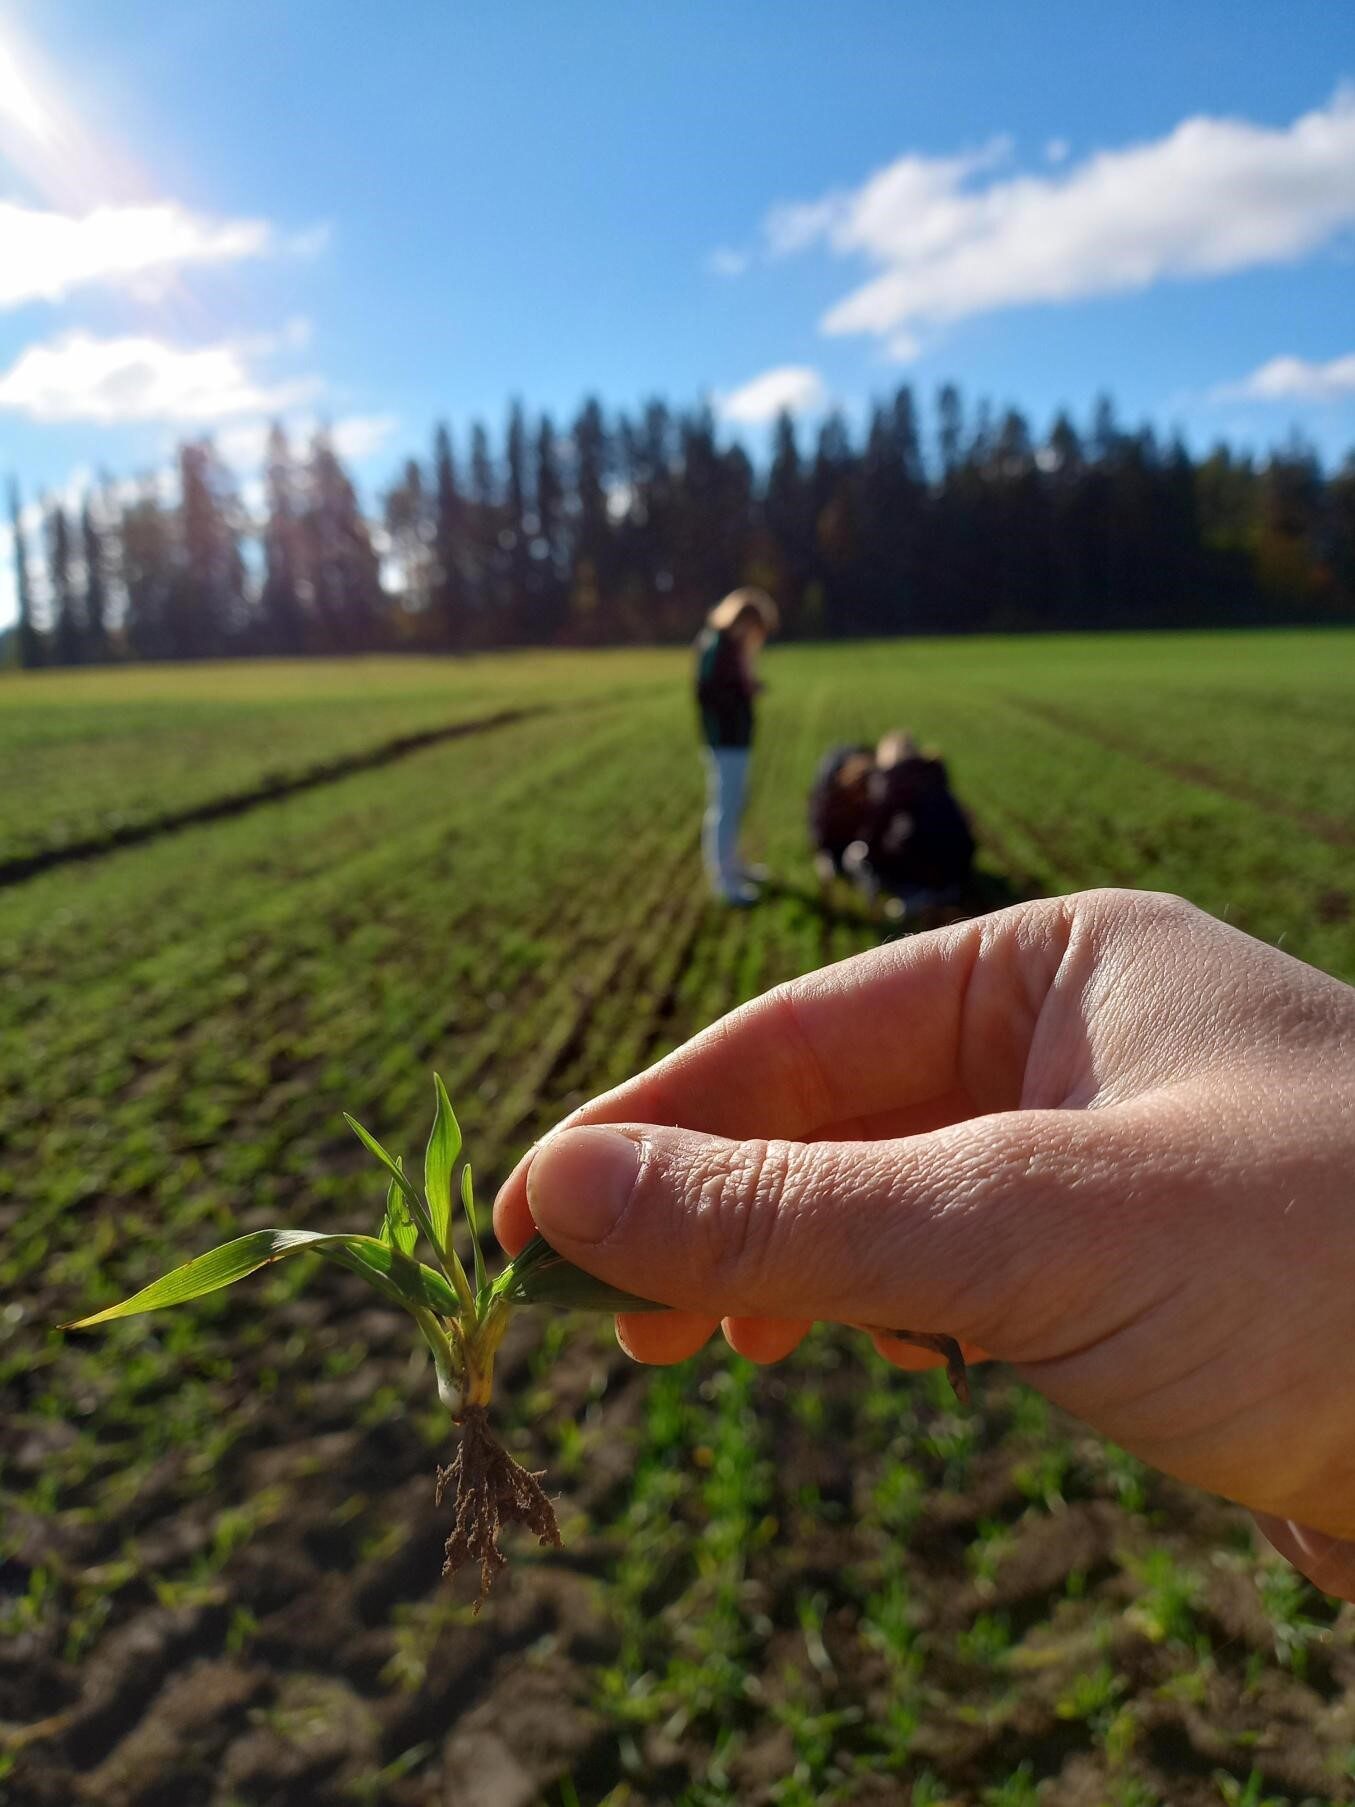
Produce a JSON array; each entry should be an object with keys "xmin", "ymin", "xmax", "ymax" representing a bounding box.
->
[{"xmin": 436, "ymin": 1406, "xmax": 561, "ymax": 1609}]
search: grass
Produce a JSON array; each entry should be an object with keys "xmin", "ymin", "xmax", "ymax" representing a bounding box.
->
[
  {"xmin": 0, "ymin": 648, "xmax": 671, "ymax": 865},
  {"xmin": 1, "ymin": 629, "xmax": 1354, "ymax": 1805}
]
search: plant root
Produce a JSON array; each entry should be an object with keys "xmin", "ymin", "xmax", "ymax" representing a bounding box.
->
[
  {"xmin": 872, "ymin": 1328, "xmax": 970, "ymax": 1403},
  {"xmin": 435, "ymin": 1406, "xmax": 561, "ymax": 1610}
]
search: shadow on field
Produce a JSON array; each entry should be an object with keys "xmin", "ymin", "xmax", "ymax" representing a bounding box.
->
[{"xmin": 760, "ymin": 865, "xmax": 1040, "ymax": 941}]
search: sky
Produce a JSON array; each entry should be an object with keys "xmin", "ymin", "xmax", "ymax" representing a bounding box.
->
[{"xmin": 1, "ymin": 0, "xmax": 1354, "ymax": 626}]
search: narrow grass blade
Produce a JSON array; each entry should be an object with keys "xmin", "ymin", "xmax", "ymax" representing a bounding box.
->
[
  {"xmin": 494, "ymin": 1233, "xmax": 667, "ymax": 1313},
  {"xmin": 424, "ymin": 1074, "xmax": 462, "ymax": 1255},
  {"xmin": 344, "ymin": 1112, "xmax": 437, "ymax": 1244},
  {"xmin": 380, "ymin": 1157, "xmax": 419, "ymax": 1256},
  {"xmin": 345, "ymin": 1110, "xmax": 473, "ymax": 1314},
  {"xmin": 462, "ymin": 1162, "xmax": 487, "ymax": 1303},
  {"xmin": 63, "ymin": 1228, "xmax": 462, "ymax": 1328}
]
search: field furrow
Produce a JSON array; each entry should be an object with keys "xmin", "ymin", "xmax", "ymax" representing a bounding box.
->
[{"xmin": 4, "ymin": 632, "xmax": 1354, "ymax": 1807}]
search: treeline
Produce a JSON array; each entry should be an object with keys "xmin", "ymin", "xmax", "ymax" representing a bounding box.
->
[{"xmin": 7, "ymin": 387, "xmax": 1355, "ymax": 667}]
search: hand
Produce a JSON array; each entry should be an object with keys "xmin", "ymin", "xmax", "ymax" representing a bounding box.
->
[{"xmin": 495, "ymin": 890, "xmax": 1355, "ymax": 1595}]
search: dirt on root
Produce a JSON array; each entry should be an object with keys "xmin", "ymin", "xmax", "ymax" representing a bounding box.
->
[{"xmin": 435, "ymin": 1406, "xmax": 561, "ymax": 1610}]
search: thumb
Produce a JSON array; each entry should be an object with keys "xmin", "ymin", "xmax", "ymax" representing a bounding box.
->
[{"xmin": 524, "ymin": 1115, "xmax": 1137, "ymax": 1359}]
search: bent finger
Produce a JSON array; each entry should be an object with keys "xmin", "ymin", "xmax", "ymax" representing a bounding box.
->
[
  {"xmin": 721, "ymin": 1317, "xmax": 813, "ymax": 1364},
  {"xmin": 868, "ymin": 1330, "xmax": 993, "ymax": 1374},
  {"xmin": 614, "ymin": 1310, "xmax": 718, "ymax": 1364},
  {"xmin": 1252, "ymin": 1514, "xmax": 1355, "ymax": 1604}
]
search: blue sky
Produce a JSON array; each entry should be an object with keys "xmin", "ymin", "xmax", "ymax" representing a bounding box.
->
[{"xmin": 2, "ymin": 1, "xmax": 1354, "ymax": 624}]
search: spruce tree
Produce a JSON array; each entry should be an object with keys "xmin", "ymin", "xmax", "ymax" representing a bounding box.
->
[
  {"xmin": 120, "ymin": 483, "xmax": 174, "ymax": 660},
  {"xmin": 48, "ymin": 502, "xmax": 82, "ymax": 666},
  {"xmin": 764, "ymin": 412, "xmax": 810, "ymax": 636},
  {"xmin": 504, "ymin": 402, "xmax": 532, "ymax": 641},
  {"xmin": 568, "ymin": 398, "xmax": 610, "ymax": 640},
  {"xmin": 9, "ymin": 480, "xmax": 41, "ymax": 669},
  {"xmin": 384, "ymin": 457, "xmax": 431, "ymax": 618},
  {"xmin": 261, "ymin": 424, "xmax": 307, "ymax": 654},
  {"xmin": 304, "ymin": 431, "xmax": 385, "ymax": 652},
  {"xmin": 432, "ymin": 424, "xmax": 467, "ymax": 650},
  {"xmin": 532, "ymin": 414, "xmax": 566, "ymax": 644},
  {"xmin": 175, "ymin": 442, "xmax": 246, "ymax": 657},
  {"xmin": 82, "ymin": 500, "xmax": 109, "ymax": 661},
  {"xmin": 467, "ymin": 421, "xmax": 500, "ymax": 644}
]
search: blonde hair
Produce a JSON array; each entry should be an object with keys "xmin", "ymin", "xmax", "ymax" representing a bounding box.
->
[
  {"xmin": 876, "ymin": 730, "xmax": 922, "ymax": 768},
  {"xmin": 707, "ymin": 586, "xmax": 779, "ymax": 636}
]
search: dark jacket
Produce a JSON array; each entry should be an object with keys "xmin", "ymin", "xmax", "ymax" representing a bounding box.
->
[
  {"xmin": 694, "ymin": 626, "xmax": 755, "ymax": 748},
  {"xmin": 865, "ymin": 755, "xmax": 975, "ymax": 894},
  {"xmin": 808, "ymin": 744, "xmax": 874, "ymax": 871}
]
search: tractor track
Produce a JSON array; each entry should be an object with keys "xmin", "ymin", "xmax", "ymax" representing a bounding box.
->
[
  {"xmin": 1003, "ymin": 694, "xmax": 1354, "ymax": 848},
  {"xmin": 0, "ymin": 705, "xmax": 547, "ymax": 890}
]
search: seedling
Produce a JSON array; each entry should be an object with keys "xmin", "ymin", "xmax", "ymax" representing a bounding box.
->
[
  {"xmin": 64, "ymin": 1076, "xmax": 968, "ymax": 1608},
  {"xmin": 64, "ymin": 1076, "xmax": 663, "ymax": 1607}
]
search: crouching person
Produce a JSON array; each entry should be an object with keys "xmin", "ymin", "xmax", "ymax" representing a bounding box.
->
[
  {"xmin": 693, "ymin": 588, "xmax": 778, "ymax": 905},
  {"xmin": 864, "ymin": 730, "xmax": 976, "ymax": 918},
  {"xmin": 807, "ymin": 744, "xmax": 876, "ymax": 887}
]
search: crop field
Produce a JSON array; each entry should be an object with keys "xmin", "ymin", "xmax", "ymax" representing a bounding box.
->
[{"xmin": 2, "ymin": 630, "xmax": 1354, "ymax": 1807}]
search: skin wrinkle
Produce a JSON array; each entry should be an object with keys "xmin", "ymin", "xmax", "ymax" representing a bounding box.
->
[
  {"xmin": 1039, "ymin": 901, "xmax": 1110, "ymax": 1108},
  {"xmin": 711, "ymin": 1137, "xmax": 785, "ymax": 1293},
  {"xmin": 773, "ymin": 983, "xmax": 839, "ymax": 1136},
  {"xmin": 503, "ymin": 888, "xmax": 1355, "ymax": 1591},
  {"xmin": 958, "ymin": 907, "xmax": 1033, "ymax": 1114}
]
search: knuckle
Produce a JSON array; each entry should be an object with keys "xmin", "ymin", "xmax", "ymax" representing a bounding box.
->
[
  {"xmin": 697, "ymin": 1137, "xmax": 794, "ymax": 1294},
  {"xmin": 1093, "ymin": 884, "xmax": 1194, "ymax": 931}
]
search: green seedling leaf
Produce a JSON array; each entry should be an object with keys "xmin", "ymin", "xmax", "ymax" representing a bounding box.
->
[
  {"xmin": 494, "ymin": 1233, "xmax": 668, "ymax": 1314},
  {"xmin": 462, "ymin": 1162, "xmax": 487, "ymax": 1303},
  {"xmin": 344, "ymin": 1107, "xmax": 475, "ymax": 1315},
  {"xmin": 323, "ymin": 1239, "xmax": 460, "ymax": 1317},
  {"xmin": 345, "ymin": 1112, "xmax": 425, "ymax": 1215},
  {"xmin": 380, "ymin": 1157, "xmax": 419, "ymax": 1257},
  {"xmin": 424, "ymin": 1074, "xmax": 462, "ymax": 1254},
  {"xmin": 62, "ymin": 1228, "xmax": 462, "ymax": 1329}
]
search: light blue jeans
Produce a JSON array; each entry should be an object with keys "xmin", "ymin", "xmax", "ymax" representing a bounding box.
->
[{"xmin": 702, "ymin": 747, "xmax": 750, "ymax": 897}]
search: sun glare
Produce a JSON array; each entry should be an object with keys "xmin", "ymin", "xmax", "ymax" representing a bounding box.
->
[{"xmin": 0, "ymin": 36, "xmax": 54, "ymax": 144}]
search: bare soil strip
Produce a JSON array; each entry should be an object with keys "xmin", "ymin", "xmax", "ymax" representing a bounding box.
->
[{"xmin": 0, "ymin": 706, "xmax": 544, "ymax": 890}]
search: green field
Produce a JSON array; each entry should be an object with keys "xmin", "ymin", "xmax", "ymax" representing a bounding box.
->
[{"xmin": 2, "ymin": 632, "xmax": 1354, "ymax": 1807}]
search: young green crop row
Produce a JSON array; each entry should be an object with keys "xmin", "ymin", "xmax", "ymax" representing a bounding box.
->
[
  {"xmin": 3, "ymin": 632, "xmax": 1353, "ymax": 1805},
  {"xmin": 0, "ymin": 648, "xmax": 673, "ymax": 865}
]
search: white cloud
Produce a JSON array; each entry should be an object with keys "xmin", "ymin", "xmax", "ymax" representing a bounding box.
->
[
  {"xmin": 1044, "ymin": 137, "xmax": 1070, "ymax": 165},
  {"xmin": 213, "ymin": 411, "xmax": 398, "ymax": 472},
  {"xmin": 285, "ymin": 222, "xmax": 332, "ymax": 261},
  {"xmin": 761, "ymin": 88, "xmax": 1355, "ymax": 343},
  {"xmin": 716, "ymin": 365, "xmax": 828, "ymax": 425},
  {"xmin": 0, "ymin": 331, "xmax": 322, "ymax": 424},
  {"xmin": 885, "ymin": 330, "xmax": 923, "ymax": 364},
  {"xmin": 0, "ymin": 199, "xmax": 281, "ymax": 309},
  {"xmin": 211, "ymin": 419, "xmax": 277, "ymax": 467},
  {"xmin": 707, "ymin": 246, "xmax": 750, "ymax": 278},
  {"xmin": 331, "ymin": 413, "xmax": 398, "ymax": 460},
  {"xmin": 1212, "ymin": 351, "xmax": 1355, "ymax": 403}
]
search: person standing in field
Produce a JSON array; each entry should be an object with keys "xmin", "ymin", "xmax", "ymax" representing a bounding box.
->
[{"xmin": 694, "ymin": 587, "xmax": 779, "ymax": 905}]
